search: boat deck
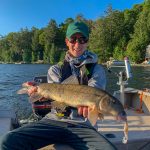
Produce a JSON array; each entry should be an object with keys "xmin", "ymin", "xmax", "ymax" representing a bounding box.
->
[
  {"xmin": 0, "ymin": 109, "xmax": 150, "ymax": 149},
  {"xmin": 98, "ymin": 109, "xmax": 150, "ymax": 149}
]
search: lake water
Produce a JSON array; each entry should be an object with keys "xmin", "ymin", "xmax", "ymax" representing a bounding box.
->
[{"xmin": 0, "ymin": 64, "xmax": 150, "ymax": 119}]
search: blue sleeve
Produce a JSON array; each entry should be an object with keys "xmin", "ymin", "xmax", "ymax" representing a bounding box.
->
[{"xmin": 88, "ymin": 64, "xmax": 106, "ymax": 90}]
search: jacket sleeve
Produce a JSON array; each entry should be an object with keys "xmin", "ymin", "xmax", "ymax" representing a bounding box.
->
[
  {"xmin": 88, "ymin": 64, "xmax": 106, "ymax": 90},
  {"xmin": 47, "ymin": 64, "xmax": 62, "ymax": 83}
]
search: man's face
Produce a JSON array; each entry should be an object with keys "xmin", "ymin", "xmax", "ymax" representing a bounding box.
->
[{"xmin": 65, "ymin": 33, "xmax": 88, "ymax": 57}]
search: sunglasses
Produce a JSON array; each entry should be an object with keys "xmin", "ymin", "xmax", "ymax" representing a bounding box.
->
[{"xmin": 69, "ymin": 36, "xmax": 88, "ymax": 44}]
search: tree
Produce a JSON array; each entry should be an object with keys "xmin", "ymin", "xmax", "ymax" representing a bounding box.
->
[
  {"xmin": 5, "ymin": 32, "xmax": 22, "ymax": 62},
  {"xmin": 31, "ymin": 28, "xmax": 44, "ymax": 62},
  {"xmin": 89, "ymin": 5, "xmax": 125, "ymax": 62},
  {"xmin": 0, "ymin": 1, "xmax": 147, "ymax": 64},
  {"xmin": 44, "ymin": 19, "xmax": 59, "ymax": 45},
  {"xmin": 0, "ymin": 38, "xmax": 11, "ymax": 62},
  {"xmin": 113, "ymin": 37, "xmax": 126, "ymax": 60},
  {"xmin": 89, "ymin": 18, "xmax": 108, "ymax": 62},
  {"xmin": 19, "ymin": 28, "xmax": 32, "ymax": 63},
  {"xmin": 126, "ymin": 1, "xmax": 150, "ymax": 63}
]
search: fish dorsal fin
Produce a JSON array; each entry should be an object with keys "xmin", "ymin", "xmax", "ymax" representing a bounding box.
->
[
  {"xmin": 61, "ymin": 75, "xmax": 79, "ymax": 84},
  {"xmin": 88, "ymin": 105, "xmax": 99, "ymax": 126}
]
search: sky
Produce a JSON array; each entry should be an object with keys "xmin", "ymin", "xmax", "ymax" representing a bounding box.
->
[{"xmin": 0, "ymin": 0, "xmax": 144, "ymax": 36}]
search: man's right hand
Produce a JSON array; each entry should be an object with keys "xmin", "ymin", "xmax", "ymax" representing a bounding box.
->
[{"xmin": 78, "ymin": 106, "xmax": 89, "ymax": 118}]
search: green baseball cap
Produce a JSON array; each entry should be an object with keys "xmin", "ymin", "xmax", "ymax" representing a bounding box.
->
[{"xmin": 66, "ymin": 21, "xmax": 89, "ymax": 40}]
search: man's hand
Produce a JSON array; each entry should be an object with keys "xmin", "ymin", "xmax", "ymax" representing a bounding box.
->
[
  {"xmin": 28, "ymin": 86, "xmax": 38, "ymax": 96},
  {"xmin": 22, "ymin": 81, "xmax": 37, "ymax": 96},
  {"xmin": 78, "ymin": 106, "xmax": 89, "ymax": 118},
  {"xmin": 23, "ymin": 81, "xmax": 47, "ymax": 102}
]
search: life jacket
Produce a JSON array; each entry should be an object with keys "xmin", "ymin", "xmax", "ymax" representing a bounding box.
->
[{"xmin": 60, "ymin": 59, "xmax": 97, "ymax": 85}]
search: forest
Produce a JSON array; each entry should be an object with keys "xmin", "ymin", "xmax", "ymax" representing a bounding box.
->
[{"xmin": 0, "ymin": 0, "xmax": 150, "ymax": 64}]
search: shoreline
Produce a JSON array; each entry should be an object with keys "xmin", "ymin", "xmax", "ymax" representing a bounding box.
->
[
  {"xmin": 0, "ymin": 62, "xmax": 150, "ymax": 67},
  {"xmin": 131, "ymin": 64, "xmax": 150, "ymax": 67},
  {"xmin": 102, "ymin": 63, "xmax": 150, "ymax": 67}
]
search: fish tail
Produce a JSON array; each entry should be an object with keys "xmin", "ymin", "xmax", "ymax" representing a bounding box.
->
[
  {"xmin": 17, "ymin": 81, "xmax": 36, "ymax": 94},
  {"xmin": 17, "ymin": 88, "xmax": 28, "ymax": 94}
]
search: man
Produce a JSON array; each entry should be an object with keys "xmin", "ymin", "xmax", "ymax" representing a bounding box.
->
[{"xmin": 1, "ymin": 21, "xmax": 116, "ymax": 150}]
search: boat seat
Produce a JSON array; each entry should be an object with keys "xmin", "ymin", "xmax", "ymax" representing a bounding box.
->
[
  {"xmin": 0, "ymin": 118, "xmax": 12, "ymax": 135},
  {"xmin": 34, "ymin": 75, "xmax": 47, "ymax": 83},
  {"xmin": 0, "ymin": 109, "xmax": 18, "ymax": 138},
  {"xmin": 0, "ymin": 118, "xmax": 12, "ymax": 143}
]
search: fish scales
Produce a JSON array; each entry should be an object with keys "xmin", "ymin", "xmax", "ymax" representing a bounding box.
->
[{"xmin": 38, "ymin": 83, "xmax": 106, "ymax": 107}]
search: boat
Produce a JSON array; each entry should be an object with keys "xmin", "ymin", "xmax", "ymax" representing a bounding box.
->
[
  {"xmin": 106, "ymin": 57, "xmax": 125, "ymax": 66},
  {"xmin": 0, "ymin": 109, "xmax": 19, "ymax": 142},
  {"xmin": 1, "ymin": 61, "xmax": 150, "ymax": 149},
  {"xmin": 99, "ymin": 87, "xmax": 150, "ymax": 150},
  {"xmin": 0, "ymin": 86, "xmax": 150, "ymax": 150},
  {"xmin": 107, "ymin": 60, "xmax": 125, "ymax": 66}
]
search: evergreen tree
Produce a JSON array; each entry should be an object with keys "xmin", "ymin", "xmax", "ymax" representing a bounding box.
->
[
  {"xmin": 31, "ymin": 28, "xmax": 44, "ymax": 62},
  {"xmin": 126, "ymin": 1, "xmax": 150, "ymax": 63}
]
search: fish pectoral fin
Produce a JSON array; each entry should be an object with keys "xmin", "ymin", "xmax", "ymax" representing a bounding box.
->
[
  {"xmin": 29, "ymin": 93, "xmax": 43, "ymax": 103},
  {"xmin": 88, "ymin": 105, "xmax": 98, "ymax": 126},
  {"xmin": 51, "ymin": 101, "xmax": 68, "ymax": 111}
]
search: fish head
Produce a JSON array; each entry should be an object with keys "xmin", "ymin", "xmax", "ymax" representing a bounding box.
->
[{"xmin": 99, "ymin": 95, "xmax": 127, "ymax": 121}]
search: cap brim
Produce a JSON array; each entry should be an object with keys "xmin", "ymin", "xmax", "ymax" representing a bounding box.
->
[{"xmin": 67, "ymin": 30, "xmax": 87, "ymax": 40}]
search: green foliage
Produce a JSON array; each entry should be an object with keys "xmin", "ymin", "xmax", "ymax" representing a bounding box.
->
[
  {"xmin": 43, "ymin": 42, "xmax": 50, "ymax": 63},
  {"xmin": 49, "ymin": 43, "xmax": 55, "ymax": 64},
  {"xmin": 0, "ymin": 1, "xmax": 149, "ymax": 64},
  {"xmin": 89, "ymin": 5, "xmax": 125, "ymax": 62},
  {"xmin": 59, "ymin": 50, "xmax": 66, "ymax": 62},
  {"xmin": 113, "ymin": 37, "xmax": 126, "ymax": 60},
  {"xmin": 31, "ymin": 29, "xmax": 44, "ymax": 62},
  {"xmin": 23, "ymin": 48, "xmax": 32, "ymax": 63},
  {"xmin": 126, "ymin": 2, "xmax": 150, "ymax": 63}
]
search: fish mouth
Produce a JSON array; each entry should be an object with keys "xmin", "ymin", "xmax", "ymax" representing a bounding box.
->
[{"xmin": 116, "ymin": 111, "xmax": 127, "ymax": 121}]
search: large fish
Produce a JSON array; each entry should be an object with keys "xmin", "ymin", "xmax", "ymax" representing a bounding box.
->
[{"xmin": 18, "ymin": 82, "xmax": 127, "ymax": 126}]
